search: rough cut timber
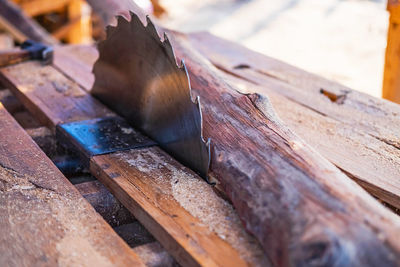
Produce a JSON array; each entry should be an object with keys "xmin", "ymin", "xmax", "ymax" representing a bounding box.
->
[
  {"xmin": 187, "ymin": 32, "xmax": 400, "ymax": 209},
  {"xmin": 0, "ymin": 103, "xmax": 144, "ymax": 266},
  {"xmin": 0, "ymin": 61, "xmax": 269, "ymax": 266}
]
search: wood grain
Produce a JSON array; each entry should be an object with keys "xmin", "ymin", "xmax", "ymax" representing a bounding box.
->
[
  {"xmin": 0, "ymin": 62, "xmax": 113, "ymax": 128},
  {"xmin": 53, "ymin": 45, "xmax": 97, "ymax": 91},
  {"xmin": 0, "ymin": 102, "xmax": 144, "ymax": 266}
]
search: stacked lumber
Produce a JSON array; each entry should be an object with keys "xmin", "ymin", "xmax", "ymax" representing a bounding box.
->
[{"xmin": 0, "ymin": 2, "xmax": 399, "ymax": 266}]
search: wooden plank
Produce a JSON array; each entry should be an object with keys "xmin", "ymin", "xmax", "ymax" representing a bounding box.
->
[
  {"xmin": 0, "ymin": 33, "xmax": 14, "ymax": 49},
  {"xmin": 0, "ymin": 61, "xmax": 267, "ymax": 266},
  {"xmin": 0, "ymin": 102, "xmax": 144, "ymax": 266},
  {"xmin": 18, "ymin": 0, "xmax": 70, "ymax": 17},
  {"xmin": 0, "ymin": 62, "xmax": 113, "ymax": 128},
  {"xmin": 383, "ymin": 1, "xmax": 400, "ymax": 103},
  {"xmin": 66, "ymin": 0, "xmax": 92, "ymax": 44},
  {"xmin": 53, "ymin": 45, "xmax": 97, "ymax": 91},
  {"xmin": 0, "ymin": 0, "xmax": 57, "ymax": 44},
  {"xmin": 187, "ymin": 31, "xmax": 400, "ymax": 209}
]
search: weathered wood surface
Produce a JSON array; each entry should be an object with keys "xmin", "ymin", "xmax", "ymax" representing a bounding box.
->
[
  {"xmin": 53, "ymin": 44, "xmax": 97, "ymax": 91},
  {"xmin": 0, "ymin": 61, "xmax": 268, "ymax": 266},
  {"xmin": 187, "ymin": 32, "xmax": 400, "ymax": 209},
  {"xmin": 0, "ymin": 103, "xmax": 144, "ymax": 266},
  {"xmin": 0, "ymin": 62, "xmax": 113, "ymax": 127},
  {"xmin": 0, "ymin": 0, "xmax": 57, "ymax": 44}
]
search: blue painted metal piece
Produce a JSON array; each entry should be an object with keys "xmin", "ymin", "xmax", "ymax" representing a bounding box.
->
[{"xmin": 56, "ymin": 116, "xmax": 156, "ymax": 160}]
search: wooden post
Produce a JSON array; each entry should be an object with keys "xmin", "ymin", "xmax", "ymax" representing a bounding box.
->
[
  {"xmin": 383, "ymin": 0, "xmax": 400, "ymax": 103},
  {"xmin": 66, "ymin": 0, "xmax": 92, "ymax": 44}
]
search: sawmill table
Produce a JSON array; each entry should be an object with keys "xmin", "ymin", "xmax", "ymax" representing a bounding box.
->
[{"xmin": 0, "ymin": 31, "xmax": 399, "ymax": 266}]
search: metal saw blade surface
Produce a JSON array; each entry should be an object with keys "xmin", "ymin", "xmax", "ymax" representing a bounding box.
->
[{"xmin": 91, "ymin": 12, "xmax": 210, "ymax": 179}]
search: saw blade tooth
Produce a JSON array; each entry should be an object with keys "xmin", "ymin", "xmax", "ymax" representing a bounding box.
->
[
  {"xmin": 195, "ymin": 95, "xmax": 212, "ymax": 181},
  {"xmin": 116, "ymin": 14, "xmax": 129, "ymax": 27},
  {"xmin": 179, "ymin": 59, "xmax": 191, "ymax": 89},
  {"xmin": 105, "ymin": 24, "xmax": 117, "ymax": 38},
  {"xmin": 145, "ymin": 15, "xmax": 160, "ymax": 41},
  {"xmin": 162, "ymin": 32, "xmax": 177, "ymax": 65},
  {"xmin": 195, "ymin": 95, "xmax": 209, "ymax": 145}
]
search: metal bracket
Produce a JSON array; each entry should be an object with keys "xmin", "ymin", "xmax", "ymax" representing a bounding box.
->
[{"xmin": 56, "ymin": 116, "xmax": 156, "ymax": 166}]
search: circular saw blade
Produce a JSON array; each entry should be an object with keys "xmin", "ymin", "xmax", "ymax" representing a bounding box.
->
[{"xmin": 91, "ymin": 12, "xmax": 210, "ymax": 179}]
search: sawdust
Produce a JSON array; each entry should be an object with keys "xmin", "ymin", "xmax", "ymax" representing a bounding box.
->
[
  {"xmin": 169, "ymin": 167, "xmax": 267, "ymax": 265},
  {"xmin": 118, "ymin": 148, "xmax": 268, "ymax": 265},
  {"xmin": 121, "ymin": 127, "xmax": 135, "ymax": 134},
  {"xmin": 55, "ymin": 221, "xmax": 112, "ymax": 267},
  {"xmin": 0, "ymin": 163, "xmax": 130, "ymax": 266}
]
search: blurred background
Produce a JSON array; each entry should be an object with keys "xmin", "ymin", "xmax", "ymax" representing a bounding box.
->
[{"xmin": 0, "ymin": 0, "xmax": 395, "ymax": 100}]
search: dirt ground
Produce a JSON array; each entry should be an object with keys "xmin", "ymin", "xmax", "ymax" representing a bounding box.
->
[{"xmin": 159, "ymin": 0, "xmax": 388, "ymax": 98}]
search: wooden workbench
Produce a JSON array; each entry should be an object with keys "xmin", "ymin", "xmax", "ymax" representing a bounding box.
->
[{"xmin": 0, "ymin": 31, "xmax": 399, "ymax": 266}]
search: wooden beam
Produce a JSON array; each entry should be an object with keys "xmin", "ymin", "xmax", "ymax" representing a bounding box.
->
[
  {"xmin": 0, "ymin": 62, "xmax": 113, "ymax": 127},
  {"xmin": 0, "ymin": 33, "xmax": 13, "ymax": 49},
  {"xmin": 52, "ymin": 15, "xmax": 82, "ymax": 40},
  {"xmin": 0, "ymin": 103, "xmax": 144, "ymax": 266},
  {"xmin": 53, "ymin": 44, "xmax": 97, "ymax": 91},
  {"xmin": 0, "ymin": 61, "xmax": 267, "ymax": 266},
  {"xmin": 18, "ymin": 0, "xmax": 70, "ymax": 17},
  {"xmin": 66, "ymin": 0, "xmax": 92, "ymax": 44},
  {"xmin": 0, "ymin": 0, "xmax": 57, "ymax": 44},
  {"xmin": 383, "ymin": 1, "xmax": 400, "ymax": 103}
]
